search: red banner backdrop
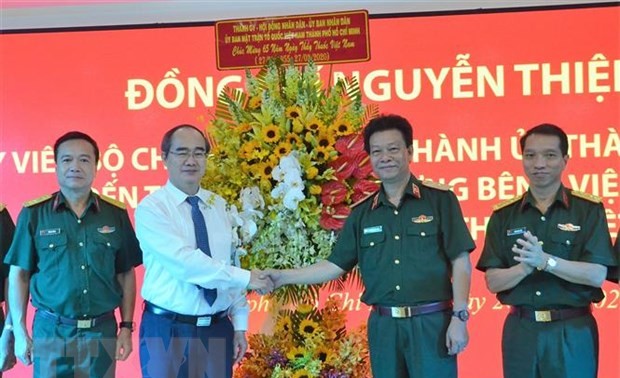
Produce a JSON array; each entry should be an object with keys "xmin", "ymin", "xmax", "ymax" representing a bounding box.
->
[{"xmin": 1, "ymin": 5, "xmax": 618, "ymax": 377}]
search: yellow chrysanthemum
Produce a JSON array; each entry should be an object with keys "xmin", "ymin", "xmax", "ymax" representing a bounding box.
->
[
  {"xmin": 255, "ymin": 161, "xmax": 273, "ymax": 179},
  {"xmin": 275, "ymin": 316, "xmax": 293, "ymax": 334},
  {"xmin": 316, "ymin": 131, "xmax": 335, "ymax": 149},
  {"xmin": 275, "ymin": 141, "xmax": 293, "ymax": 158},
  {"xmin": 306, "ymin": 166, "xmax": 319, "ymax": 180},
  {"xmin": 292, "ymin": 370, "xmax": 312, "ymax": 378},
  {"xmin": 305, "ymin": 117, "xmax": 324, "ymax": 133},
  {"xmin": 286, "ymin": 132, "xmax": 302, "ymax": 146},
  {"xmin": 314, "ymin": 346, "xmax": 336, "ymax": 364},
  {"xmin": 262, "ymin": 124, "xmax": 281, "ymax": 143},
  {"xmin": 332, "ymin": 118, "xmax": 354, "ymax": 136},
  {"xmin": 309, "ymin": 185, "xmax": 322, "ymax": 195},
  {"xmin": 286, "ymin": 106, "xmax": 302, "ymax": 119},
  {"xmin": 314, "ymin": 146, "xmax": 332, "ymax": 162},
  {"xmin": 248, "ymin": 95, "xmax": 262, "ymax": 109},
  {"xmin": 299, "ymin": 319, "xmax": 320, "ymax": 338},
  {"xmin": 286, "ymin": 346, "xmax": 307, "ymax": 361}
]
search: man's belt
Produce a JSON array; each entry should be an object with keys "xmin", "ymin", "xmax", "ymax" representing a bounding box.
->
[
  {"xmin": 509, "ymin": 306, "xmax": 591, "ymax": 322},
  {"xmin": 372, "ymin": 301, "xmax": 452, "ymax": 318},
  {"xmin": 144, "ymin": 301, "xmax": 227, "ymax": 327},
  {"xmin": 38, "ymin": 310, "xmax": 115, "ymax": 329}
]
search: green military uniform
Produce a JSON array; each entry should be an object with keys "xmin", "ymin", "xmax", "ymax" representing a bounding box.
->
[
  {"xmin": 5, "ymin": 192, "xmax": 142, "ymax": 378},
  {"xmin": 476, "ymin": 185, "xmax": 617, "ymax": 378},
  {"xmin": 328, "ymin": 175, "xmax": 475, "ymax": 378}
]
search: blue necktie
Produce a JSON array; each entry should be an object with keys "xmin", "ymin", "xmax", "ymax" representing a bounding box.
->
[{"xmin": 186, "ymin": 196, "xmax": 217, "ymax": 306}]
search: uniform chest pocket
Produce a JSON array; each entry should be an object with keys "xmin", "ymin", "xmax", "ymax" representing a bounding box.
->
[
  {"xmin": 406, "ymin": 224, "xmax": 439, "ymax": 248},
  {"xmin": 360, "ymin": 232, "xmax": 386, "ymax": 249},
  {"xmin": 35, "ymin": 233, "xmax": 68, "ymax": 270},
  {"xmin": 549, "ymin": 232, "xmax": 579, "ymax": 259},
  {"xmin": 88, "ymin": 233, "xmax": 120, "ymax": 275}
]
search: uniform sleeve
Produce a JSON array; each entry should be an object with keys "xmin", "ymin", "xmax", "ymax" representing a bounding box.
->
[
  {"xmin": 580, "ymin": 202, "xmax": 616, "ymax": 267},
  {"xmin": 440, "ymin": 191, "xmax": 476, "ymax": 260},
  {"xmin": 475, "ymin": 212, "xmax": 506, "ymax": 271},
  {"xmin": 4, "ymin": 207, "xmax": 37, "ymax": 272},
  {"xmin": 115, "ymin": 209, "xmax": 143, "ymax": 273},
  {"xmin": 608, "ymin": 235, "xmax": 619, "ymax": 282}
]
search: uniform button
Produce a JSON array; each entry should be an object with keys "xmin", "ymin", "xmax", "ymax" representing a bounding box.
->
[
  {"xmin": 394, "ymin": 210, "xmax": 399, "ymax": 215},
  {"xmin": 369, "ymin": 242, "xmax": 375, "ymax": 247},
  {"xmin": 535, "ymin": 291, "xmax": 541, "ymax": 296},
  {"xmin": 79, "ymin": 242, "xmax": 84, "ymax": 247},
  {"xmin": 394, "ymin": 235, "xmax": 400, "ymax": 240},
  {"xmin": 77, "ymin": 219, "xmax": 81, "ymax": 224},
  {"xmin": 81, "ymin": 265, "xmax": 86, "ymax": 270},
  {"xmin": 83, "ymin": 289, "xmax": 88, "ymax": 294},
  {"xmin": 49, "ymin": 244, "xmax": 54, "ymax": 248},
  {"xmin": 565, "ymin": 240, "xmax": 571, "ymax": 245},
  {"xmin": 394, "ymin": 259, "xmax": 400, "ymax": 264},
  {"xmin": 106, "ymin": 242, "xmax": 111, "ymax": 247},
  {"xmin": 395, "ymin": 285, "xmax": 401, "ymax": 290},
  {"xmin": 420, "ymin": 232, "xmax": 426, "ymax": 237},
  {"xmin": 541, "ymin": 216, "xmax": 546, "ymax": 221}
]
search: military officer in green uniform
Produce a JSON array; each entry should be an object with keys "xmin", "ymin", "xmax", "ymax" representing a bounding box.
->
[
  {"xmin": 265, "ymin": 114, "xmax": 475, "ymax": 378},
  {"xmin": 0, "ymin": 205, "xmax": 16, "ymax": 374},
  {"xmin": 476, "ymin": 123, "xmax": 617, "ymax": 378},
  {"xmin": 5, "ymin": 131, "xmax": 142, "ymax": 378}
]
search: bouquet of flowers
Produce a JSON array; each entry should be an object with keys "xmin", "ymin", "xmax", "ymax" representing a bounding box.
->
[
  {"xmin": 234, "ymin": 298, "xmax": 371, "ymax": 378},
  {"xmin": 202, "ymin": 59, "xmax": 379, "ymax": 302}
]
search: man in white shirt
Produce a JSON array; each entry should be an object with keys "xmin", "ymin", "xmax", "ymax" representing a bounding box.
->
[{"xmin": 135, "ymin": 124, "xmax": 273, "ymax": 378}]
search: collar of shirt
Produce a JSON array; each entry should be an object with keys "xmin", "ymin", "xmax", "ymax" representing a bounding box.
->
[
  {"xmin": 52, "ymin": 191, "xmax": 100, "ymax": 213},
  {"xmin": 373, "ymin": 175, "xmax": 421, "ymax": 209},
  {"xmin": 520, "ymin": 184, "xmax": 570, "ymax": 212},
  {"xmin": 164, "ymin": 181, "xmax": 212, "ymax": 208}
]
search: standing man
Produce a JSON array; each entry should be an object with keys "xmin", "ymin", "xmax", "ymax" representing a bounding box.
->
[
  {"xmin": 476, "ymin": 123, "xmax": 617, "ymax": 378},
  {"xmin": 266, "ymin": 114, "xmax": 475, "ymax": 378},
  {"xmin": 5, "ymin": 131, "xmax": 142, "ymax": 377},
  {"xmin": 0, "ymin": 205, "xmax": 16, "ymax": 374},
  {"xmin": 135, "ymin": 124, "xmax": 273, "ymax": 378}
]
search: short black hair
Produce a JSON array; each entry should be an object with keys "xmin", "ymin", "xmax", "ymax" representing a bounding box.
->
[
  {"xmin": 54, "ymin": 131, "xmax": 100, "ymax": 164},
  {"xmin": 161, "ymin": 124, "xmax": 210, "ymax": 159},
  {"xmin": 363, "ymin": 114, "xmax": 413, "ymax": 153},
  {"xmin": 520, "ymin": 123, "xmax": 568, "ymax": 156}
]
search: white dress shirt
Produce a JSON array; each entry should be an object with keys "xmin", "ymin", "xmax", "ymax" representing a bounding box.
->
[{"xmin": 135, "ymin": 181, "xmax": 250, "ymax": 330}]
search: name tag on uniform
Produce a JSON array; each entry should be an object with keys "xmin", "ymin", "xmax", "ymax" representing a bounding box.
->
[
  {"xmin": 39, "ymin": 228, "xmax": 61, "ymax": 236},
  {"xmin": 506, "ymin": 227, "xmax": 526, "ymax": 236},
  {"xmin": 363, "ymin": 225, "xmax": 383, "ymax": 234}
]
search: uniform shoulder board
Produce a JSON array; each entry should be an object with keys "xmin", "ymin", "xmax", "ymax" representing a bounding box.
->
[
  {"xmin": 99, "ymin": 195, "xmax": 127, "ymax": 209},
  {"xmin": 571, "ymin": 190, "xmax": 601, "ymax": 203},
  {"xmin": 24, "ymin": 194, "xmax": 53, "ymax": 208},
  {"xmin": 493, "ymin": 194, "xmax": 523, "ymax": 212},
  {"xmin": 421, "ymin": 180, "xmax": 450, "ymax": 191},
  {"xmin": 351, "ymin": 190, "xmax": 379, "ymax": 209},
  {"xmin": 0, "ymin": 203, "xmax": 5, "ymax": 212}
]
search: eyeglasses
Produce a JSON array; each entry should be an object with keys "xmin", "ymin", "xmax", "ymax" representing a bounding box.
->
[{"xmin": 167, "ymin": 150, "xmax": 207, "ymax": 160}]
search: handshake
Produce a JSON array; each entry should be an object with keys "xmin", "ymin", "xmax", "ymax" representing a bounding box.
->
[{"xmin": 247, "ymin": 269, "xmax": 285, "ymax": 295}]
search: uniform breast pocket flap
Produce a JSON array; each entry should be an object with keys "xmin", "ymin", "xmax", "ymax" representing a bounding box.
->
[
  {"xmin": 35, "ymin": 233, "xmax": 68, "ymax": 252},
  {"xmin": 360, "ymin": 232, "xmax": 385, "ymax": 248}
]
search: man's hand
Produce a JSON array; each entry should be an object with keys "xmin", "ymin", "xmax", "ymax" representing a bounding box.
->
[
  {"xmin": 248, "ymin": 270, "xmax": 274, "ymax": 295},
  {"xmin": 0, "ymin": 329, "xmax": 16, "ymax": 371},
  {"xmin": 115, "ymin": 328, "xmax": 133, "ymax": 361},
  {"xmin": 512, "ymin": 231, "xmax": 546, "ymax": 270},
  {"xmin": 260, "ymin": 269, "xmax": 285, "ymax": 290},
  {"xmin": 13, "ymin": 325, "xmax": 32, "ymax": 365},
  {"xmin": 445, "ymin": 316, "xmax": 468, "ymax": 355},
  {"xmin": 233, "ymin": 331, "xmax": 247, "ymax": 365}
]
